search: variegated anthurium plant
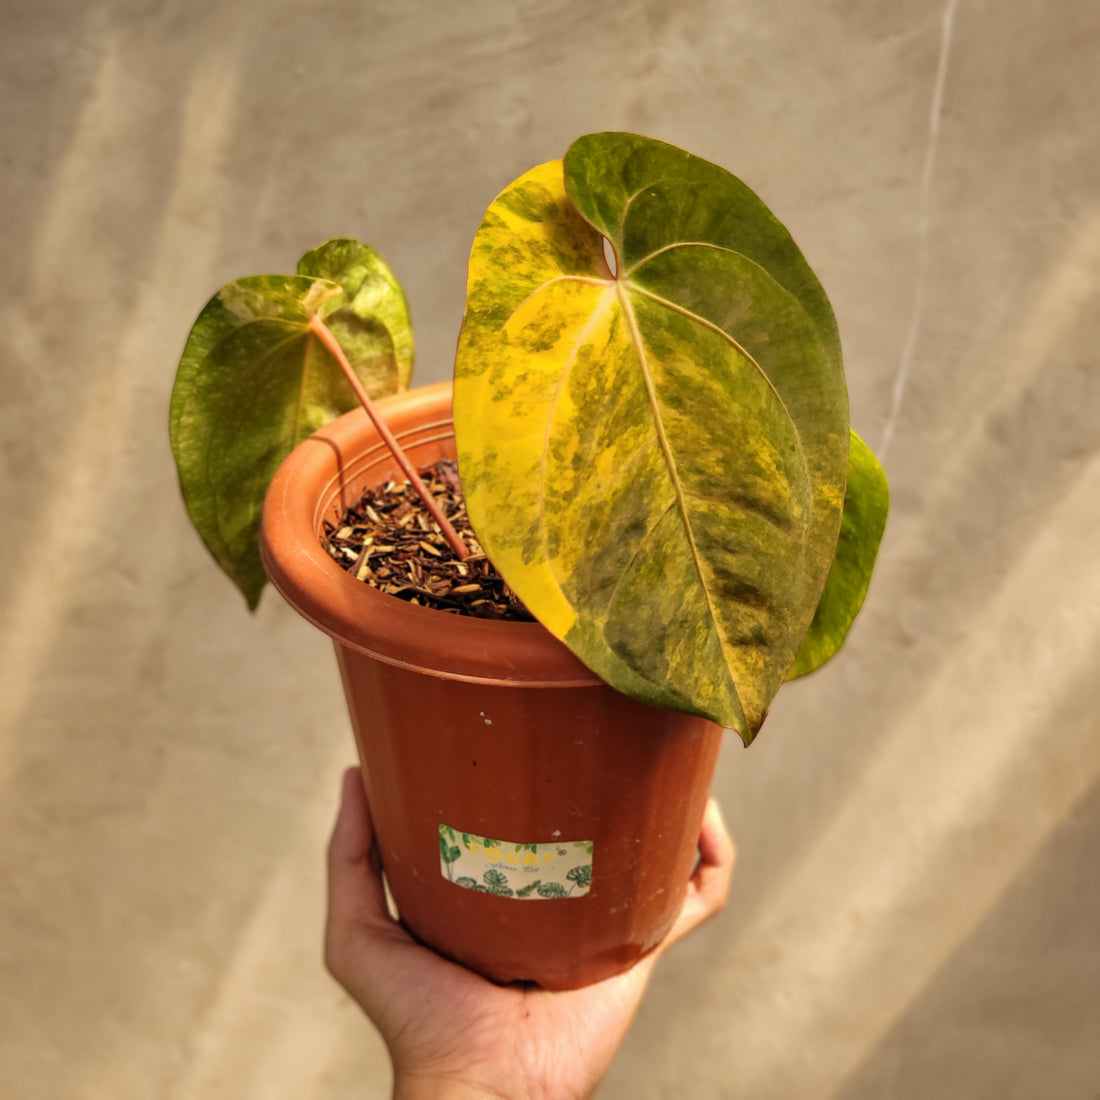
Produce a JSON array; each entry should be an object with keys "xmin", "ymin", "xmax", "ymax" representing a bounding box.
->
[{"xmin": 170, "ymin": 132, "xmax": 889, "ymax": 746}]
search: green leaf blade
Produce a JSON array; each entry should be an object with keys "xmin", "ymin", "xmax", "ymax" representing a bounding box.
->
[
  {"xmin": 456, "ymin": 136, "xmax": 855, "ymax": 742},
  {"xmin": 787, "ymin": 430, "xmax": 890, "ymax": 680},
  {"xmin": 297, "ymin": 237, "xmax": 414, "ymax": 389}
]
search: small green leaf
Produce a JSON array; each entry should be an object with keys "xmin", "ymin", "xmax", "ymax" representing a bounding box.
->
[
  {"xmin": 787, "ymin": 430, "xmax": 889, "ymax": 680},
  {"xmin": 536, "ymin": 882, "xmax": 568, "ymax": 899},
  {"xmin": 516, "ymin": 880, "xmax": 542, "ymax": 897},
  {"xmin": 170, "ymin": 243, "xmax": 411, "ymax": 609},
  {"xmin": 297, "ymin": 237, "xmax": 414, "ymax": 391},
  {"xmin": 455, "ymin": 134, "xmax": 851, "ymax": 742},
  {"xmin": 455, "ymin": 876, "xmax": 479, "ymax": 890}
]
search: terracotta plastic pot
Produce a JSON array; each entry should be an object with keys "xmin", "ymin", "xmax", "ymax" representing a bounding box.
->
[{"xmin": 260, "ymin": 381, "xmax": 724, "ymax": 989}]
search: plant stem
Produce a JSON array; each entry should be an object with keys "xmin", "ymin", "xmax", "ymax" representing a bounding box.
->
[{"xmin": 307, "ymin": 313, "xmax": 469, "ymax": 560}]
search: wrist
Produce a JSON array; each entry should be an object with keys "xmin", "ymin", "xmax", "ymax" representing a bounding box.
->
[{"xmin": 393, "ymin": 1072, "xmax": 508, "ymax": 1100}]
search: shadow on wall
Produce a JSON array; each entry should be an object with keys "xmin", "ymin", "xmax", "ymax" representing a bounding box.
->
[
  {"xmin": 835, "ymin": 748, "xmax": 1100, "ymax": 1099},
  {"xmin": 1, "ymin": 9, "xmax": 256, "ymax": 764}
]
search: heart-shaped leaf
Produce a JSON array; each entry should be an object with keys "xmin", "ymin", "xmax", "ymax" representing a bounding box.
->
[
  {"xmin": 786, "ymin": 429, "xmax": 889, "ymax": 680},
  {"xmin": 170, "ymin": 244, "xmax": 411, "ymax": 609},
  {"xmin": 454, "ymin": 134, "xmax": 850, "ymax": 742}
]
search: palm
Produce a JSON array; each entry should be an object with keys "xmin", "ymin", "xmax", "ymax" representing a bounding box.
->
[{"xmin": 357, "ymin": 929, "xmax": 653, "ymax": 1098}]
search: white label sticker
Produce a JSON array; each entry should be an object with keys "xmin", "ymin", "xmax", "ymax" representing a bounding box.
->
[{"xmin": 439, "ymin": 825, "xmax": 593, "ymax": 899}]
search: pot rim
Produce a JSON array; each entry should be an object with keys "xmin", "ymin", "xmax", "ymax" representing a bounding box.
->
[{"xmin": 259, "ymin": 381, "xmax": 604, "ymax": 687}]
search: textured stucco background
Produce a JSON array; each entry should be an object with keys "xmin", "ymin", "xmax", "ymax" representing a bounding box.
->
[{"xmin": 2, "ymin": 1, "xmax": 1098, "ymax": 1097}]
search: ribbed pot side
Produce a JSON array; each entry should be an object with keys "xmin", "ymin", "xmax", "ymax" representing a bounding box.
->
[{"xmin": 259, "ymin": 381, "xmax": 724, "ymax": 989}]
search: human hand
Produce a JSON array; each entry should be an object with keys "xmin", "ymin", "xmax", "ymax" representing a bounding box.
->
[{"xmin": 325, "ymin": 766, "xmax": 735, "ymax": 1100}]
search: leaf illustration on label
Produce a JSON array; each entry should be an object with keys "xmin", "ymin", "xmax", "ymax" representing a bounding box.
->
[
  {"xmin": 483, "ymin": 869, "xmax": 515, "ymax": 896},
  {"xmin": 537, "ymin": 883, "xmax": 569, "ymax": 899},
  {"xmin": 567, "ymin": 865, "xmax": 592, "ymax": 892},
  {"xmin": 439, "ymin": 830, "xmax": 461, "ymax": 867}
]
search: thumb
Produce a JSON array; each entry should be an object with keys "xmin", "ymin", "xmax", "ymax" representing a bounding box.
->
[
  {"xmin": 325, "ymin": 767, "xmax": 393, "ymax": 949},
  {"xmin": 661, "ymin": 798, "xmax": 735, "ymax": 951}
]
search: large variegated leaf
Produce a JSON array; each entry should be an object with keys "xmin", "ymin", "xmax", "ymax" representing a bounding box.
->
[
  {"xmin": 787, "ymin": 430, "xmax": 890, "ymax": 680},
  {"xmin": 454, "ymin": 133, "xmax": 850, "ymax": 742},
  {"xmin": 170, "ymin": 252, "xmax": 409, "ymax": 609}
]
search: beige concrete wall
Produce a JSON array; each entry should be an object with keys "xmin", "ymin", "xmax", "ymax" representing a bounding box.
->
[{"xmin": 2, "ymin": 1, "xmax": 1097, "ymax": 1096}]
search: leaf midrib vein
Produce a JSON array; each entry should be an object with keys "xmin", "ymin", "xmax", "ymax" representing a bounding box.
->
[{"xmin": 614, "ymin": 279, "xmax": 741, "ymax": 713}]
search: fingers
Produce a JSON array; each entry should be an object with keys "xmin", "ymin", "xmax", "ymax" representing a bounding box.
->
[
  {"xmin": 662, "ymin": 798, "xmax": 736, "ymax": 950},
  {"xmin": 696, "ymin": 798, "xmax": 736, "ymax": 896},
  {"xmin": 325, "ymin": 767, "xmax": 395, "ymax": 973}
]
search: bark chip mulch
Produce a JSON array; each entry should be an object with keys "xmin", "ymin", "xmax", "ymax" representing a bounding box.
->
[{"xmin": 322, "ymin": 458, "xmax": 534, "ymax": 621}]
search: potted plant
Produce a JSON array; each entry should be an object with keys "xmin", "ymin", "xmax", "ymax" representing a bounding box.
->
[{"xmin": 170, "ymin": 132, "xmax": 888, "ymax": 989}]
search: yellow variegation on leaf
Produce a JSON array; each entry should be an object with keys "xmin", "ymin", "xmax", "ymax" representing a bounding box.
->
[{"xmin": 454, "ymin": 134, "xmax": 859, "ymax": 743}]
